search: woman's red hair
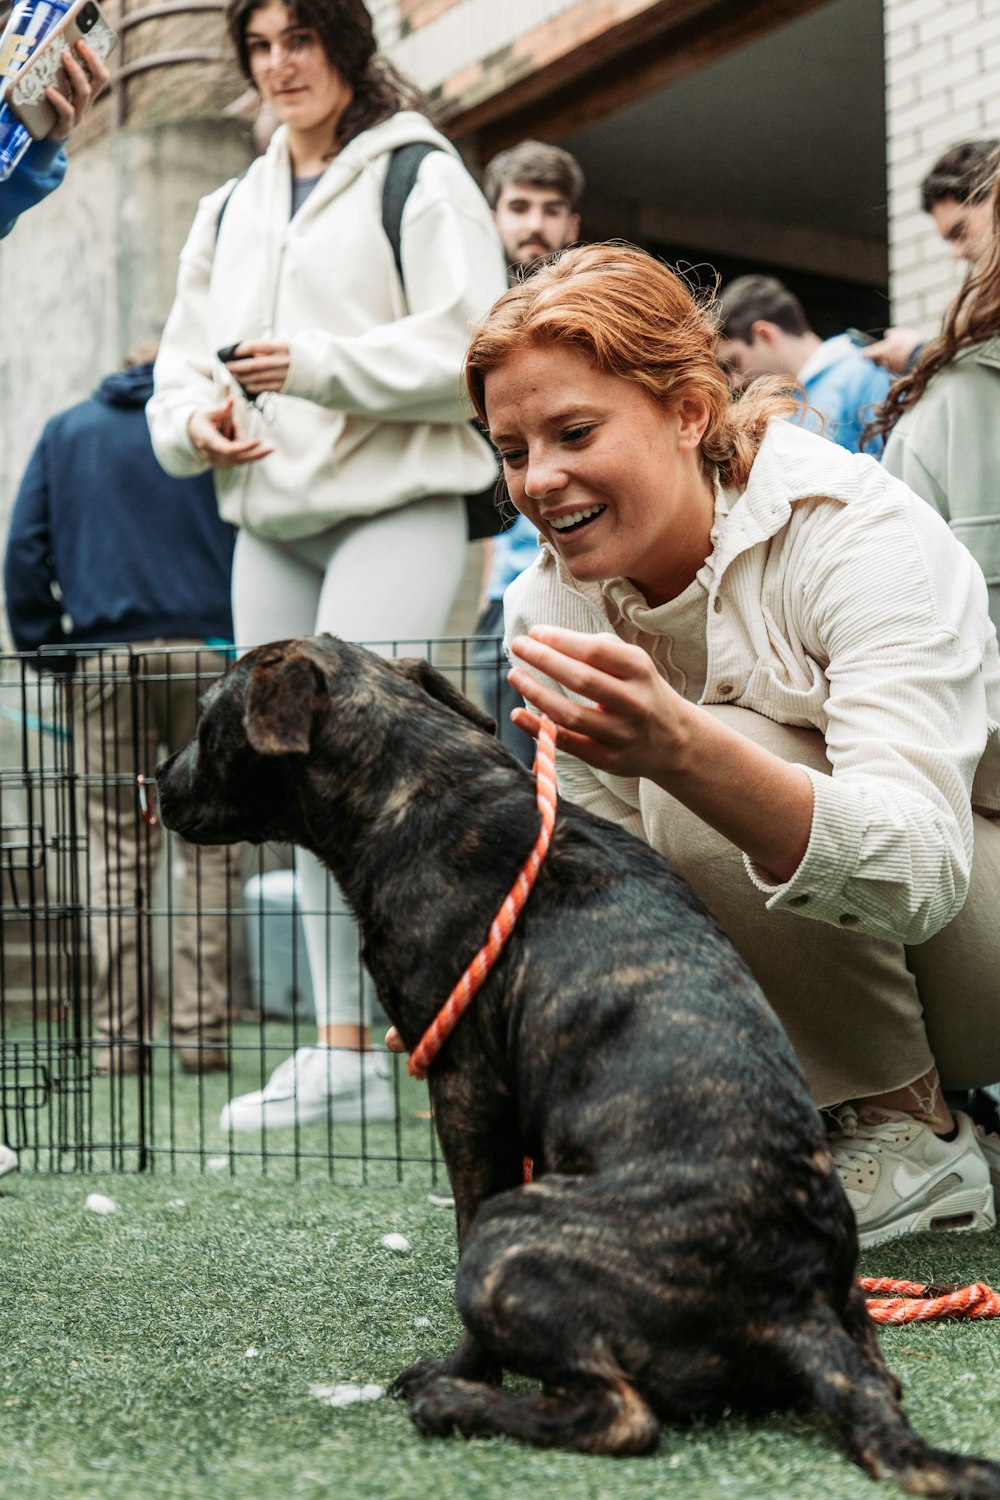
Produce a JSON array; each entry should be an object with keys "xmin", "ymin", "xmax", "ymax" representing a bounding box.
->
[{"xmin": 465, "ymin": 243, "xmax": 796, "ymax": 490}]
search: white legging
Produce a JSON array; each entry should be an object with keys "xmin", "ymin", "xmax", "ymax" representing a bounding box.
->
[{"xmin": 232, "ymin": 495, "xmax": 467, "ymax": 1028}]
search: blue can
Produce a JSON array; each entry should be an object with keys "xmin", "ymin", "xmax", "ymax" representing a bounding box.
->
[{"xmin": 0, "ymin": 0, "xmax": 73, "ymax": 181}]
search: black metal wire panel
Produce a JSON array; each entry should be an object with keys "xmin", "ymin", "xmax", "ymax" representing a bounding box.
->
[{"xmin": 0, "ymin": 637, "xmax": 506, "ymax": 1180}]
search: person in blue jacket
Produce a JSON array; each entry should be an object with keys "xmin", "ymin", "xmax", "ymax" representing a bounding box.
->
[
  {"xmin": 715, "ymin": 273, "xmax": 892, "ymax": 455},
  {"xmin": 4, "ymin": 343, "xmax": 242, "ymax": 1085},
  {"xmin": 0, "ymin": 36, "xmax": 109, "ymax": 240}
]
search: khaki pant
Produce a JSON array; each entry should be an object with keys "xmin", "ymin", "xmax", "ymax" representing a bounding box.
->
[
  {"xmin": 74, "ymin": 644, "xmax": 242, "ymax": 1048},
  {"xmin": 639, "ymin": 705, "xmax": 1000, "ymax": 1108}
]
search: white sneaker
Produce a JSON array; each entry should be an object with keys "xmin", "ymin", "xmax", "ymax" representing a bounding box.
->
[
  {"xmin": 830, "ymin": 1105, "xmax": 995, "ymax": 1249},
  {"xmin": 976, "ymin": 1127, "xmax": 1000, "ymax": 1206},
  {"xmin": 0, "ymin": 1143, "xmax": 18, "ymax": 1178},
  {"xmin": 219, "ymin": 1047, "xmax": 394, "ymax": 1132}
]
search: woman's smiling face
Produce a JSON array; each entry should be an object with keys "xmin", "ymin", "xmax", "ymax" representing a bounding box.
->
[{"xmin": 485, "ymin": 342, "xmax": 716, "ymax": 607}]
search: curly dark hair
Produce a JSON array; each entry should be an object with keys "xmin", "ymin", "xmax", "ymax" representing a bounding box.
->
[
  {"xmin": 869, "ymin": 156, "xmax": 1000, "ymax": 444},
  {"xmin": 225, "ymin": 0, "xmax": 425, "ymax": 150},
  {"xmin": 920, "ymin": 139, "xmax": 999, "ymax": 211}
]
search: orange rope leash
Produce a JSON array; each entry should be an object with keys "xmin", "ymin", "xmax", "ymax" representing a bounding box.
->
[
  {"xmin": 408, "ymin": 716, "xmax": 558, "ymax": 1081},
  {"xmin": 860, "ymin": 1276, "xmax": 1000, "ymax": 1324}
]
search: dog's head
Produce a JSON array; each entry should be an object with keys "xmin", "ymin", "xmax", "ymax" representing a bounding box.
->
[{"xmin": 156, "ymin": 634, "xmax": 499, "ymax": 847}]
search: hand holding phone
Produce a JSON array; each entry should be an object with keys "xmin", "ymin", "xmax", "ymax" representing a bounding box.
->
[
  {"xmin": 8, "ymin": 0, "xmax": 117, "ymax": 141},
  {"xmin": 217, "ymin": 339, "xmax": 290, "ymax": 397}
]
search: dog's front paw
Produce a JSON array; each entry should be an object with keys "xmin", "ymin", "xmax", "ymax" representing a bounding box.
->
[
  {"xmin": 409, "ymin": 1384, "xmax": 458, "ymax": 1438},
  {"xmin": 389, "ymin": 1355, "xmax": 441, "ymax": 1402}
]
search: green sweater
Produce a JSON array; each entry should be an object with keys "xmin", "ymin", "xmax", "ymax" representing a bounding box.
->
[{"xmin": 883, "ymin": 337, "xmax": 1000, "ymax": 633}]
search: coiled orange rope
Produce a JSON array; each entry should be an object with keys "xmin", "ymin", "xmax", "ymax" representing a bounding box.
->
[
  {"xmin": 860, "ymin": 1276, "xmax": 1000, "ymax": 1324},
  {"xmin": 408, "ymin": 716, "xmax": 558, "ymax": 1081}
]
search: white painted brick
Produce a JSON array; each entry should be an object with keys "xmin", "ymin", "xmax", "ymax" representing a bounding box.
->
[
  {"xmin": 930, "ymin": 46, "xmax": 984, "ymax": 90},
  {"xmin": 918, "ymin": 1, "xmax": 981, "ymax": 47},
  {"xmin": 887, "ymin": 75, "xmax": 920, "ymax": 109},
  {"xmin": 886, "ymin": 21, "xmax": 921, "ymax": 61},
  {"xmin": 893, "ymin": 258, "xmax": 958, "ymax": 304},
  {"xmin": 887, "ymin": 34, "xmax": 948, "ymax": 80},
  {"xmin": 886, "ymin": 1, "xmax": 923, "ymax": 37},
  {"xmin": 889, "ymin": 236, "xmax": 930, "ymax": 274},
  {"xmin": 892, "ymin": 88, "xmax": 958, "ymax": 138},
  {"xmin": 919, "ymin": 103, "xmax": 990, "ymax": 148}
]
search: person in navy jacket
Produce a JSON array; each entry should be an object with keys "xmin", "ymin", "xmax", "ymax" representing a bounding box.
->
[{"xmin": 4, "ymin": 344, "xmax": 242, "ymax": 1081}]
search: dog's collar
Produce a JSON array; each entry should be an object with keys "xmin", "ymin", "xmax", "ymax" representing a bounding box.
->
[{"xmin": 407, "ymin": 717, "xmax": 558, "ymax": 1081}]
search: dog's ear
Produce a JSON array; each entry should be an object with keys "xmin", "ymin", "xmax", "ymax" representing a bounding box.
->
[
  {"xmin": 389, "ymin": 658, "xmax": 497, "ymax": 736},
  {"xmin": 244, "ymin": 650, "xmax": 325, "ymax": 755}
]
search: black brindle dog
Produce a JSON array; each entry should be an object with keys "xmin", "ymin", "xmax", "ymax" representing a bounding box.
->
[{"xmin": 157, "ymin": 634, "xmax": 1000, "ymax": 1496}]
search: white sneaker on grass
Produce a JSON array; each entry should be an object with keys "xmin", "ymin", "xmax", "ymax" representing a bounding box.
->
[
  {"xmin": 976, "ymin": 1127, "xmax": 1000, "ymax": 1206},
  {"xmin": 829, "ymin": 1105, "xmax": 995, "ymax": 1249},
  {"xmin": 0, "ymin": 1143, "xmax": 18, "ymax": 1177},
  {"xmin": 219, "ymin": 1047, "xmax": 394, "ymax": 1133}
]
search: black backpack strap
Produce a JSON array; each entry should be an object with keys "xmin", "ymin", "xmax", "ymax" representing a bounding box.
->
[
  {"xmin": 382, "ymin": 141, "xmax": 509, "ymax": 541},
  {"xmin": 381, "ymin": 142, "xmax": 443, "ymax": 286},
  {"xmin": 215, "ymin": 166, "xmax": 250, "ymax": 240}
]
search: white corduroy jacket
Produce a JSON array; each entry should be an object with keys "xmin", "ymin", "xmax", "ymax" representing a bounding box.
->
[
  {"xmin": 148, "ymin": 113, "xmax": 507, "ymax": 539},
  {"xmin": 505, "ymin": 419, "xmax": 1000, "ymax": 945}
]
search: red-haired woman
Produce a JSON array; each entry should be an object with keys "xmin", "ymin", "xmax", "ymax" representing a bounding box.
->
[{"xmin": 463, "ymin": 243, "xmax": 1000, "ymax": 1250}]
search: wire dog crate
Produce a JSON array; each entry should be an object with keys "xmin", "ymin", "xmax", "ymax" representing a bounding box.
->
[{"xmin": 0, "ymin": 636, "xmax": 508, "ymax": 1181}]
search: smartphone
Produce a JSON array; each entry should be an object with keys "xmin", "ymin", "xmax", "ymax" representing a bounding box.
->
[
  {"xmin": 217, "ymin": 342, "xmax": 258, "ymax": 401},
  {"xmin": 7, "ymin": 0, "xmax": 118, "ymax": 141}
]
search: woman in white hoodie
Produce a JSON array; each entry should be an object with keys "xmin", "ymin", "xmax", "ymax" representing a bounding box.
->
[{"xmin": 148, "ymin": 0, "xmax": 507, "ymax": 1132}]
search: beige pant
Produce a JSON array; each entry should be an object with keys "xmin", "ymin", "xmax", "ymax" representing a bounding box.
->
[
  {"xmin": 639, "ymin": 705, "xmax": 1000, "ymax": 1107},
  {"xmin": 74, "ymin": 644, "xmax": 242, "ymax": 1047}
]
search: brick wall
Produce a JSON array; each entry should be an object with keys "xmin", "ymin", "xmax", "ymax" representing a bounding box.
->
[{"xmin": 885, "ymin": 0, "xmax": 1000, "ymax": 330}]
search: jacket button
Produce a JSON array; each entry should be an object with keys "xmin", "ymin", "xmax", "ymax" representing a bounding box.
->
[
  {"xmin": 717, "ymin": 682, "xmax": 734, "ymax": 698},
  {"xmin": 713, "ymin": 596, "xmax": 723, "ymax": 613},
  {"xmin": 788, "ymin": 894, "xmax": 811, "ymax": 907},
  {"xmin": 839, "ymin": 912, "xmax": 860, "ymax": 926}
]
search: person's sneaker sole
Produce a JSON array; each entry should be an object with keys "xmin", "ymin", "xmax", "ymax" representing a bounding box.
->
[{"xmin": 856, "ymin": 1182, "xmax": 996, "ymax": 1250}]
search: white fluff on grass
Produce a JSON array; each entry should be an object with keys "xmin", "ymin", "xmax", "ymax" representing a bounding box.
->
[
  {"xmin": 381, "ymin": 1232, "xmax": 410, "ymax": 1253},
  {"xmin": 309, "ymin": 1382, "xmax": 385, "ymax": 1407},
  {"xmin": 84, "ymin": 1193, "xmax": 118, "ymax": 1215}
]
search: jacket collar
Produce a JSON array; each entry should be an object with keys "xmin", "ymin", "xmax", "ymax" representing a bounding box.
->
[{"xmin": 971, "ymin": 336, "xmax": 1000, "ymax": 372}]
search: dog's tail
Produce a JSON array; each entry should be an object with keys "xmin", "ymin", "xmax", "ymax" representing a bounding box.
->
[{"xmin": 783, "ymin": 1289, "xmax": 1000, "ymax": 1497}]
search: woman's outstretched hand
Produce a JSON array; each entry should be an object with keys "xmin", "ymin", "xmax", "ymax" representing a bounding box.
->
[
  {"xmin": 507, "ymin": 625, "xmax": 693, "ymax": 780},
  {"xmin": 507, "ymin": 623, "xmax": 813, "ymax": 883}
]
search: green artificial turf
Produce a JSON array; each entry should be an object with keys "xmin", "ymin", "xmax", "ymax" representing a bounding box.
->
[{"xmin": 2, "ymin": 1168, "xmax": 1000, "ymax": 1500}]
